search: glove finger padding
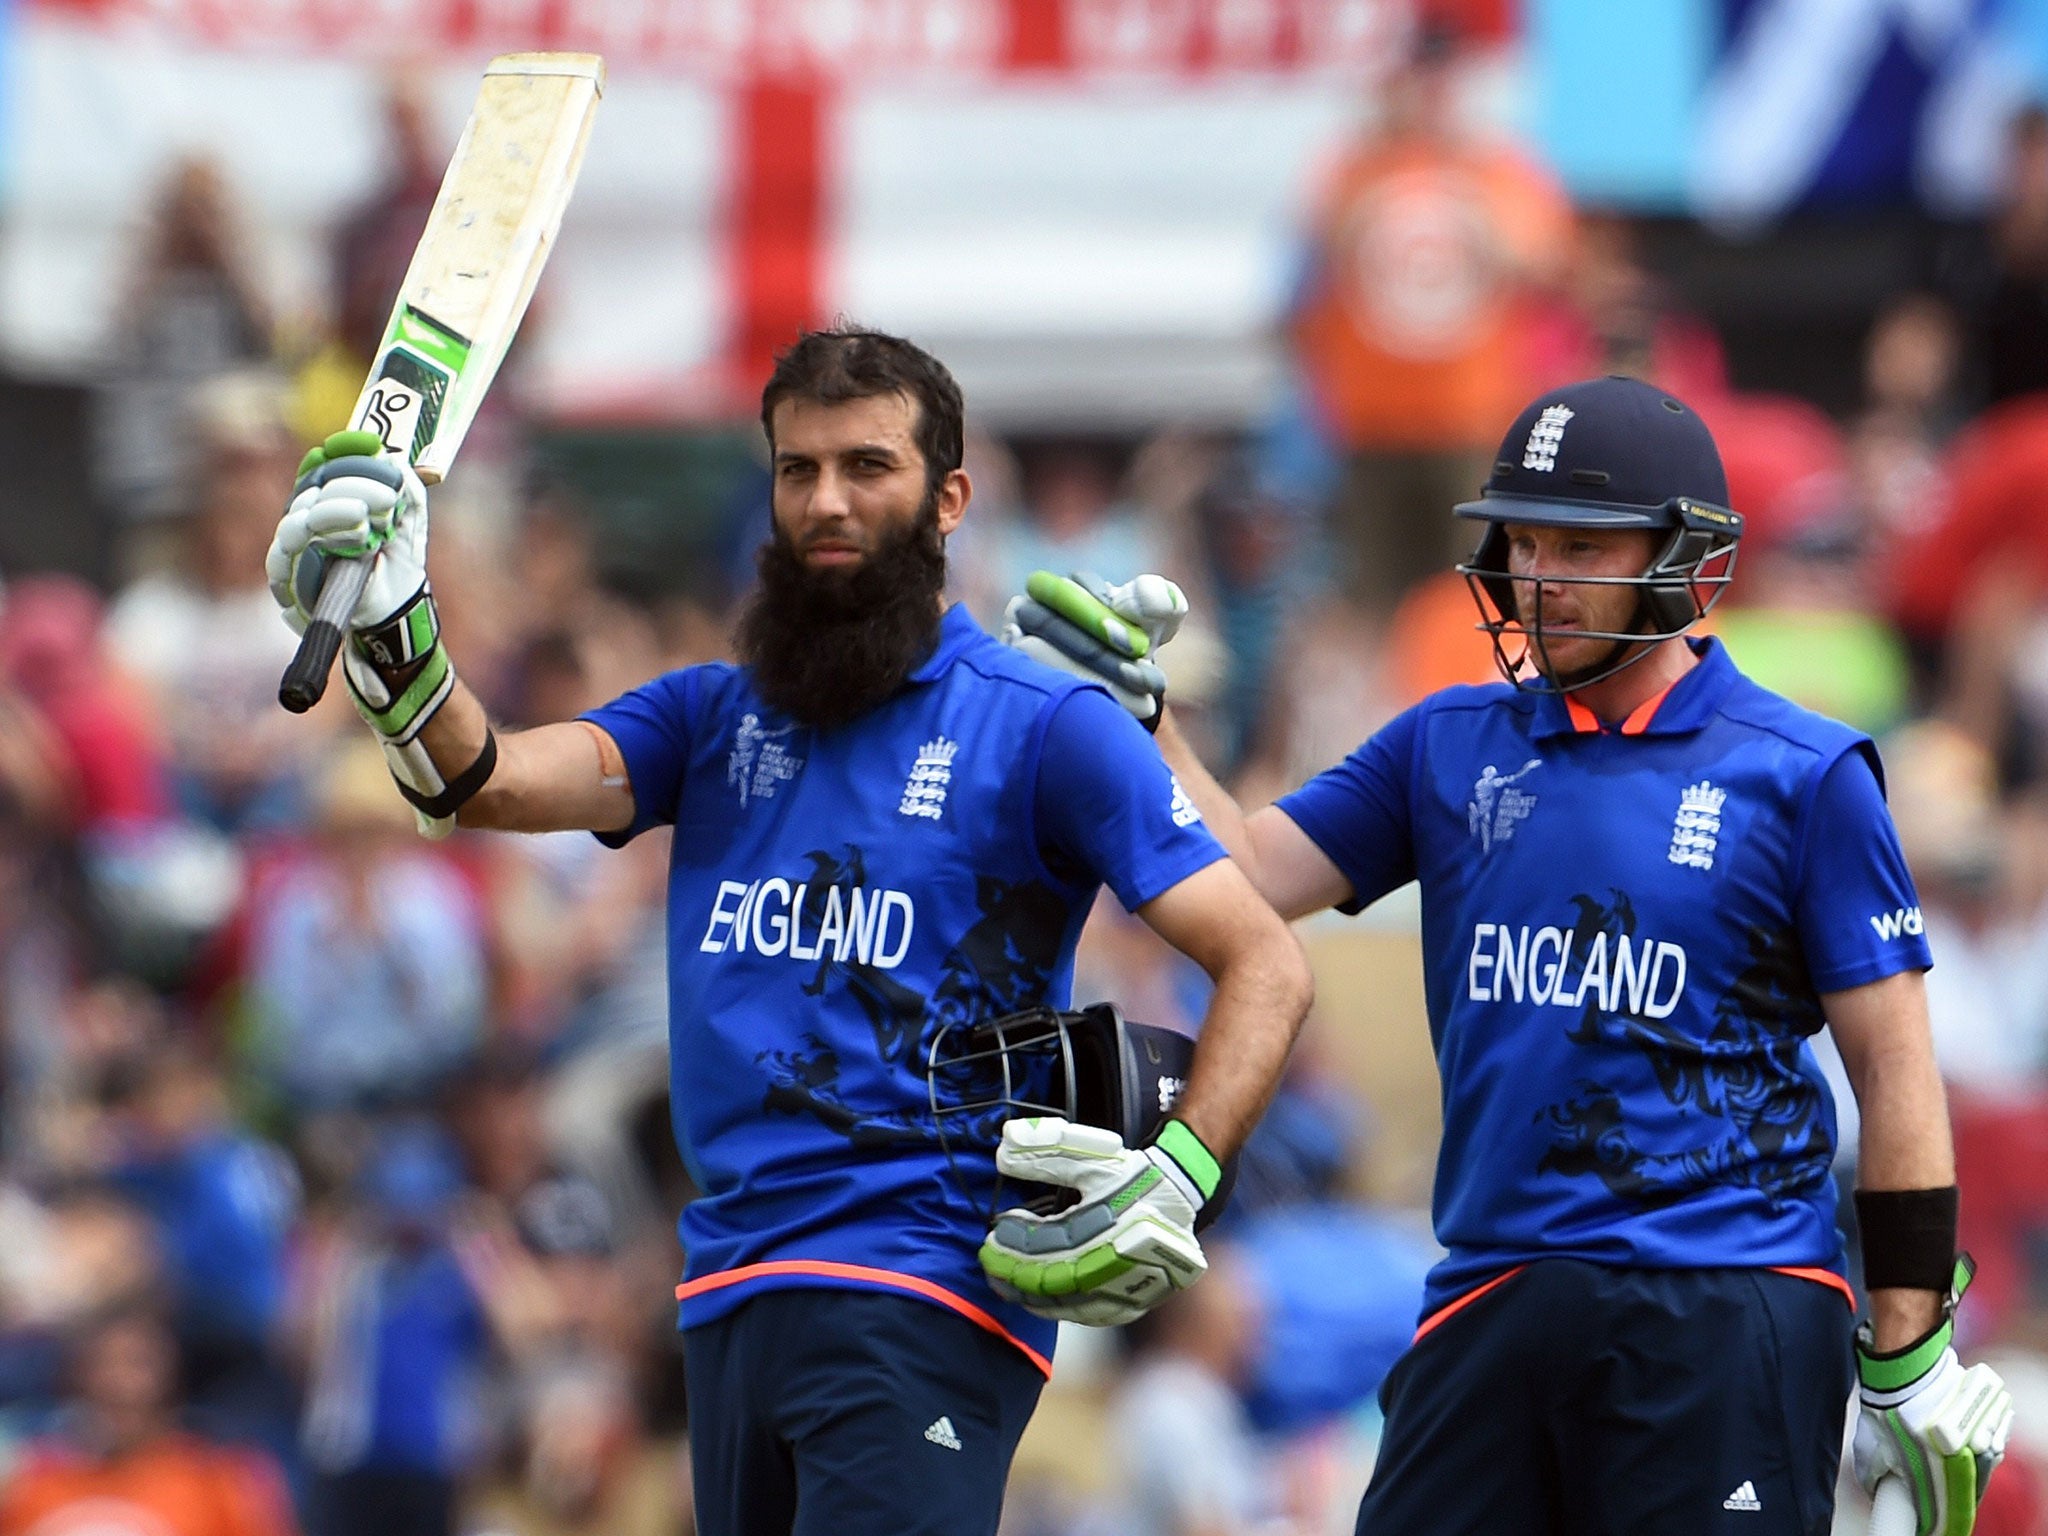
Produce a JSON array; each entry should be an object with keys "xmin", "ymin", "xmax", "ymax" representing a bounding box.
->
[
  {"xmin": 268, "ymin": 443, "xmax": 430, "ymax": 638},
  {"xmin": 1071, "ymin": 571, "xmax": 1189, "ymax": 649},
  {"xmin": 1004, "ymin": 600, "xmax": 1169, "ymax": 724},
  {"xmin": 980, "ymin": 1117, "xmax": 1209, "ymax": 1327}
]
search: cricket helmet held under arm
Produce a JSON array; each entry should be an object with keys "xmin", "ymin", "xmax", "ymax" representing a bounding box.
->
[{"xmin": 926, "ymin": 1002, "xmax": 1235, "ymax": 1231}]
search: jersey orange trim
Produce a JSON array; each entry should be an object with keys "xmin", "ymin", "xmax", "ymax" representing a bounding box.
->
[
  {"xmin": 1619, "ymin": 678, "xmax": 1680, "ymax": 735},
  {"xmin": 1410, "ymin": 1263, "xmax": 1852, "ymax": 1346},
  {"xmin": 1563, "ymin": 679, "xmax": 1679, "ymax": 735},
  {"xmin": 1768, "ymin": 1265, "xmax": 1858, "ymax": 1309},
  {"xmin": 675, "ymin": 1260, "xmax": 1054, "ymax": 1377},
  {"xmin": 1412, "ymin": 1264, "xmax": 1529, "ymax": 1343}
]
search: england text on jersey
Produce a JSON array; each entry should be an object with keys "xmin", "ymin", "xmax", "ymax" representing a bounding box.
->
[
  {"xmin": 699, "ymin": 876, "xmax": 916, "ymax": 969},
  {"xmin": 1465, "ymin": 922, "xmax": 1688, "ymax": 1017}
]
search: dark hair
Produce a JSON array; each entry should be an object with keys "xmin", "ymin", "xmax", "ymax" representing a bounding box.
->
[{"xmin": 759, "ymin": 326, "xmax": 965, "ymax": 497}]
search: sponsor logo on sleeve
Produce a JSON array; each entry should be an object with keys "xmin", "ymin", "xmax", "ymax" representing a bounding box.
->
[
  {"xmin": 1169, "ymin": 773, "xmax": 1202, "ymax": 828},
  {"xmin": 1869, "ymin": 906, "xmax": 1924, "ymax": 941}
]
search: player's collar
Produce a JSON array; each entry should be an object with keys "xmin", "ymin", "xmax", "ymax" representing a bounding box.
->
[
  {"xmin": 907, "ymin": 603, "xmax": 980, "ymax": 684},
  {"xmin": 1530, "ymin": 636, "xmax": 1735, "ymax": 740}
]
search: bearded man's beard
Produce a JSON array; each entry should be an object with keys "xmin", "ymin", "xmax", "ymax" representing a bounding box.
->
[{"xmin": 735, "ymin": 490, "xmax": 948, "ymax": 730}]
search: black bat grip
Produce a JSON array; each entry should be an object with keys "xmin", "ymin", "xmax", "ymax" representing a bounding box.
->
[{"xmin": 278, "ymin": 554, "xmax": 371, "ymax": 713}]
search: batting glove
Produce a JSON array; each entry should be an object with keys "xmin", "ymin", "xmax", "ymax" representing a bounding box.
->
[
  {"xmin": 266, "ymin": 429, "xmax": 430, "ymax": 639},
  {"xmin": 1000, "ymin": 571, "xmax": 1187, "ymax": 729},
  {"xmin": 1854, "ymin": 1258, "xmax": 2015, "ymax": 1536},
  {"xmin": 978, "ymin": 1117, "xmax": 1220, "ymax": 1327}
]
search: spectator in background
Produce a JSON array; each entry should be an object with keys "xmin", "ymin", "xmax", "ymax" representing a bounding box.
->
[
  {"xmin": 294, "ymin": 1124, "xmax": 489, "ymax": 1536},
  {"xmin": 1113, "ymin": 1248, "xmax": 1302, "ymax": 1536},
  {"xmin": 1287, "ymin": 24, "xmax": 1573, "ymax": 619},
  {"xmin": 0, "ymin": 576, "xmax": 170, "ymax": 835},
  {"xmin": 1866, "ymin": 292, "xmax": 1967, "ymax": 445},
  {"xmin": 99, "ymin": 1036, "xmax": 301, "ymax": 1448},
  {"xmin": 962, "ymin": 437, "xmax": 1177, "ymax": 619},
  {"xmin": 1527, "ymin": 212, "xmax": 1727, "ymax": 405},
  {"xmin": 0, "ymin": 1185, "xmax": 163, "ymax": 1413},
  {"xmin": 1980, "ymin": 105, "xmax": 2048, "ymax": 407},
  {"xmin": 461, "ymin": 1353, "xmax": 687, "ymax": 1536},
  {"xmin": 244, "ymin": 741, "xmax": 485, "ymax": 1118},
  {"xmin": 105, "ymin": 371, "xmax": 323, "ymax": 834},
  {"xmin": 0, "ymin": 1300, "xmax": 298, "ymax": 1536},
  {"xmin": 100, "ymin": 156, "xmax": 277, "ymax": 523},
  {"xmin": 333, "ymin": 74, "xmax": 444, "ymax": 375}
]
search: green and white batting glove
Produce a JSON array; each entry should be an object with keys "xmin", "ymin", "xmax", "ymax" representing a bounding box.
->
[
  {"xmin": 266, "ymin": 429, "xmax": 465, "ymax": 839},
  {"xmin": 266, "ymin": 429, "xmax": 431, "ymax": 640},
  {"xmin": 1000, "ymin": 571, "xmax": 1188, "ymax": 729},
  {"xmin": 978, "ymin": 1116, "xmax": 1220, "ymax": 1327},
  {"xmin": 1854, "ymin": 1258, "xmax": 2015, "ymax": 1536}
]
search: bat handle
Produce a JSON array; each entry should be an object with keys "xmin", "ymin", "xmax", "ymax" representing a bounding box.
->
[
  {"xmin": 278, "ymin": 553, "xmax": 372, "ymax": 713},
  {"xmin": 1868, "ymin": 1474, "xmax": 1916, "ymax": 1536}
]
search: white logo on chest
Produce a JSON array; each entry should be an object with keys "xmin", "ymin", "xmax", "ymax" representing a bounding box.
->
[
  {"xmin": 1469, "ymin": 759, "xmax": 1541, "ymax": 853},
  {"xmin": 1668, "ymin": 780, "xmax": 1727, "ymax": 871},
  {"xmin": 728, "ymin": 713, "xmax": 803, "ymax": 808},
  {"xmin": 899, "ymin": 737, "xmax": 958, "ymax": 820},
  {"xmin": 1521, "ymin": 404, "xmax": 1574, "ymax": 472}
]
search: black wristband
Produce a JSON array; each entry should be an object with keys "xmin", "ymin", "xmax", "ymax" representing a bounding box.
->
[
  {"xmin": 1855, "ymin": 1185, "xmax": 1958, "ymax": 1292},
  {"xmin": 393, "ymin": 729, "xmax": 498, "ymax": 821}
]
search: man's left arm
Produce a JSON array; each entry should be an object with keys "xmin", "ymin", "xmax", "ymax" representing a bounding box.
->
[
  {"xmin": 1135, "ymin": 858, "xmax": 1315, "ymax": 1161},
  {"xmin": 1805, "ymin": 742, "xmax": 2014, "ymax": 1534},
  {"xmin": 1829, "ymin": 973, "xmax": 2013, "ymax": 1536},
  {"xmin": 979, "ymin": 857, "xmax": 1313, "ymax": 1327},
  {"xmin": 976, "ymin": 688, "xmax": 1313, "ymax": 1326},
  {"xmin": 1825, "ymin": 969, "xmax": 1953, "ymax": 1351}
]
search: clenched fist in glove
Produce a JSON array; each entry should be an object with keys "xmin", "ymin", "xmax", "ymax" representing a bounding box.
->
[
  {"xmin": 266, "ymin": 429, "xmax": 474, "ymax": 837},
  {"xmin": 1001, "ymin": 572, "xmax": 1188, "ymax": 729},
  {"xmin": 978, "ymin": 1116, "xmax": 1221, "ymax": 1327},
  {"xmin": 266, "ymin": 429, "xmax": 432, "ymax": 644},
  {"xmin": 1855, "ymin": 1258, "xmax": 2016, "ymax": 1536}
]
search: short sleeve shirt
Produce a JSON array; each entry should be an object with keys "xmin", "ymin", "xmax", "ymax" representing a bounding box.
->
[
  {"xmin": 582, "ymin": 605, "xmax": 1225, "ymax": 1366},
  {"xmin": 1277, "ymin": 639, "xmax": 1928, "ymax": 1314}
]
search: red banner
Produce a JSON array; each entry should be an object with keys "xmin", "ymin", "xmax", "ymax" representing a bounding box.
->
[{"xmin": 30, "ymin": 0, "xmax": 1508, "ymax": 78}]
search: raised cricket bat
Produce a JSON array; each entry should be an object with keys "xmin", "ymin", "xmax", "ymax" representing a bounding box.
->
[{"xmin": 278, "ymin": 51, "xmax": 604, "ymax": 713}]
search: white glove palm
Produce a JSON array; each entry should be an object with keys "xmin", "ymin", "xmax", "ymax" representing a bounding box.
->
[
  {"xmin": 977, "ymin": 1117, "xmax": 1218, "ymax": 1327},
  {"xmin": 1855, "ymin": 1263, "xmax": 2015, "ymax": 1536},
  {"xmin": 265, "ymin": 430, "xmax": 430, "ymax": 638},
  {"xmin": 1000, "ymin": 571, "xmax": 1188, "ymax": 726}
]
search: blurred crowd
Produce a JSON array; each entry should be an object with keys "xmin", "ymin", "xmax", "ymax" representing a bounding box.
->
[{"xmin": 9, "ymin": 24, "xmax": 2048, "ymax": 1536}]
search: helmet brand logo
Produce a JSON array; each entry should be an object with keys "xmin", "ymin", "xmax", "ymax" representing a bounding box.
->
[{"xmin": 1521, "ymin": 404, "xmax": 1575, "ymax": 472}]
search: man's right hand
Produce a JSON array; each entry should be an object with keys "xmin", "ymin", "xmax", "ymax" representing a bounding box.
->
[
  {"xmin": 1000, "ymin": 571, "xmax": 1187, "ymax": 728},
  {"xmin": 265, "ymin": 428, "xmax": 430, "ymax": 638}
]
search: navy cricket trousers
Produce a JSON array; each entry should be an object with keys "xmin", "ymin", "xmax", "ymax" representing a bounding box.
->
[
  {"xmin": 684, "ymin": 1286, "xmax": 1046, "ymax": 1536},
  {"xmin": 1356, "ymin": 1260, "xmax": 1857, "ymax": 1536}
]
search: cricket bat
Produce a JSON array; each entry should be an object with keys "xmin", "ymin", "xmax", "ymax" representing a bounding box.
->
[{"xmin": 278, "ymin": 51, "xmax": 604, "ymax": 714}]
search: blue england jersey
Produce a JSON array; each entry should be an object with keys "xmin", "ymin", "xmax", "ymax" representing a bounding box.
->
[
  {"xmin": 583, "ymin": 605, "xmax": 1224, "ymax": 1370},
  {"xmin": 1278, "ymin": 638, "xmax": 1930, "ymax": 1318}
]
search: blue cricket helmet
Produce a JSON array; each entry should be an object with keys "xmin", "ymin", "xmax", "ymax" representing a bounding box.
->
[{"xmin": 1454, "ymin": 375, "xmax": 1744, "ymax": 690}]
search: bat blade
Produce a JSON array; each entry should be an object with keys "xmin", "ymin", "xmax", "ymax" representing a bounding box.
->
[{"xmin": 279, "ymin": 52, "xmax": 603, "ymax": 714}]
